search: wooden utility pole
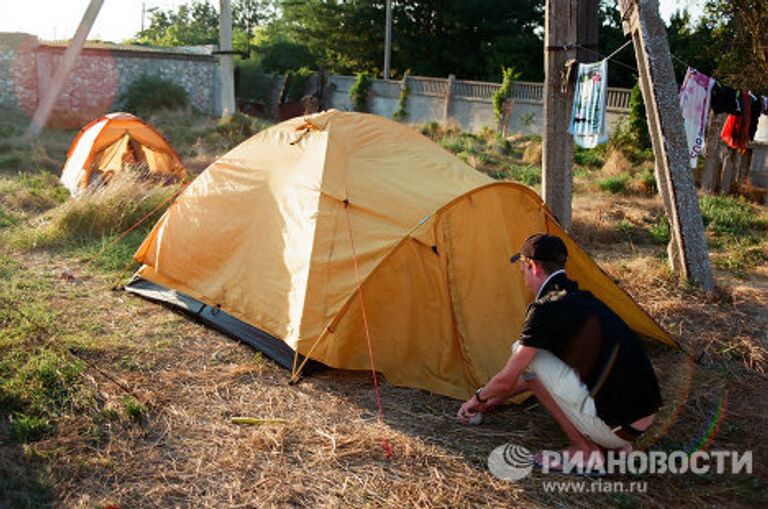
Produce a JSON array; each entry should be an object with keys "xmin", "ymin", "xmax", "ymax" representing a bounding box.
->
[
  {"xmin": 26, "ymin": 0, "xmax": 105, "ymax": 137},
  {"xmin": 577, "ymin": 0, "xmax": 599, "ymax": 65},
  {"xmin": 219, "ymin": 0, "xmax": 236, "ymax": 117},
  {"xmin": 542, "ymin": 0, "xmax": 577, "ymax": 230},
  {"xmin": 619, "ymin": 0, "xmax": 714, "ymax": 290},
  {"xmin": 384, "ymin": 0, "xmax": 392, "ymax": 79}
]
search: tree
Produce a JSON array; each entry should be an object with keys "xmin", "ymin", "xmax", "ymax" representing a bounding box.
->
[
  {"xmin": 132, "ymin": 0, "xmax": 274, "ymax": 51},
  {"xmin": 134, "ymin": 1, "xmax": 219, "ymax": 46},
  {"xmin": 703, "ymin": 0, "xmax": 768, "ymax": 92}
]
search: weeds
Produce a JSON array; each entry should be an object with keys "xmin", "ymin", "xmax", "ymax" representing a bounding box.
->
[{"xmin": 599, "ymin": 174, "xmax": 630, "ymax": 194}]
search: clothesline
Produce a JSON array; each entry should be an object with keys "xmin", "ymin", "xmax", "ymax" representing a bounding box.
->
[{"xmin": 573, "ymin": 43, "xmax": 639, "ymax": 76}]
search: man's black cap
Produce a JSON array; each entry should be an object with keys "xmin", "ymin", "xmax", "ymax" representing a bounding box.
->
[{"xmin": 510, "ymin": 233, "xmax": 568, "ymax": 265}]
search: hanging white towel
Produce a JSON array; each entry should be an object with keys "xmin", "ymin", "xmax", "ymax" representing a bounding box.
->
[
  {"xmin": 568, "ymin": 59, "xmax": 609, "ymax": 149},
  {"xmin": 679, "ymin": 67, "xmax": 715, "ymax": 168}
]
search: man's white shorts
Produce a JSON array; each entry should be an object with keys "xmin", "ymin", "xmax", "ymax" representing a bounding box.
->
[{"xmin": 513, "ymin": 341, "xmax": 630, "ymax": 449}]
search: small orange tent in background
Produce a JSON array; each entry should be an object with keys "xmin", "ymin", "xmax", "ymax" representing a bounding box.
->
[
  {"xmin": 60, "ymin": 113, "xmax": 186, "ymax": 196},
  {"xmin": 127, "ymin": 110, "xmax": 676, "ymax": 400}
]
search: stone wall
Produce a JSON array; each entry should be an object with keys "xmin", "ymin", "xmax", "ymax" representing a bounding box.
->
[
  {"xmin": 0, "ymin": 33, "xmax": 218, "ymax": 128},
  {"xmin": 325, "ymin": 74, "xmax": 632, "ymax": 135}
]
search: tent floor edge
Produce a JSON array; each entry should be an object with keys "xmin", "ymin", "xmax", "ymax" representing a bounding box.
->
[{"xmin": 124, "ymin": 277, "xmax": 326, "ymax": 375}]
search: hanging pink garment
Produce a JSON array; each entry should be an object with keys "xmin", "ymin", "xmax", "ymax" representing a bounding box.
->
[{"xmin": 679, "ymin": 68, "xmax": 714, "ymax": 168}]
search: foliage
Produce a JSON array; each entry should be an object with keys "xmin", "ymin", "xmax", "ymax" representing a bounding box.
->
[
  {"xmin": 703, "ymin": 0, "xmax": 768, "ymax": 91},
  {"xmin": 258, "ymin": 37, "xmax": 317, "ymax": 73},
  {"xmin": 392, "ymin": 82, "xmax": 411, "ymax": 121},
  {"xmin": 492, "ymin": 66, "xmax": 521, "ymax": 120},
  {"xmin": 121, "ymin": 75, "xmax": 189, "ymax": 115},
  {"xmin": 133, "ymin": 0, "xmax": 274, "ymax": 53},
  {"xmin": 285, "ymin": 67, "xmax": 314, "ymax": 102},
  {"xmin": 236, "ymin": 59, "xmax": 276, "ymax": 105},
  {"xmin": 349, "ymin": 71, "xmax": 373, "ymax": 112},
  {"xmin": 134, "ymin": 0, "xmax": 219, "ymax": 46},
  {"xmin": 267, "ymin": 0, "xmax": 545, "ymax": 81}
]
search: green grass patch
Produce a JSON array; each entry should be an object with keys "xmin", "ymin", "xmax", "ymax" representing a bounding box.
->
[
  {"xmin": 121, "ymin": 396, "xmax": 147, "ymax": 423},
  {"xmin": 9, "ymin": 414, "xmax": 55, "ymax": 443},
  {"xmin": 699, "ymin": 195, "xmax": 767, "ymax": 238},
  {"xmin": 598, "ymin": 174, "xmax": 630, "ymax": 194},
  {"xmin": 647, "ymin": 218, "xmax": 670, "ymax": 245},
  {"xmin": 0, "ymin": 172, "xmax": 69, "ymax": 215},
  {"xmin": 698, "ymin": 195, "xmax": 768, "ymax": 274},
  {"xmin": 507, "ymin": 164, "xmax": 541, "ymax": 186}
]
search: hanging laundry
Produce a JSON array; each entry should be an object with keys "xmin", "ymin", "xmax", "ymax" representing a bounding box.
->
[
  {"xmin": 721, "ymin": 91, "xmax": 752, "ymax": 153},
  {"xmin": 679, "ymin": 68, "xmax": 715, "ymax": 168},
  {"xmin": 568, "ymin": 59, "xmax": 608, "ymax": 149},
  {"xmin": 710, "ymin": 83, "xmax": 742, "ymax": 115}
]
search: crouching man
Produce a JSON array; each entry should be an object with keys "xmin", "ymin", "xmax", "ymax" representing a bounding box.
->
[{"xmin": 457, "ymin": 234, "xmax": 662, "ymax": 471}]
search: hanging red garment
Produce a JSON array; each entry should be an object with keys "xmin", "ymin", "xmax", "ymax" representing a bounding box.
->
[{"xmin": 721, "ymin": 92, "xmax": 752, "ymax": 153}]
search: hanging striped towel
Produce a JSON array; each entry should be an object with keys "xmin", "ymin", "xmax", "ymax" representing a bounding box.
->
[{"xmin": 568, "ymin": 59, "xmax": 609, "ymax": 149}]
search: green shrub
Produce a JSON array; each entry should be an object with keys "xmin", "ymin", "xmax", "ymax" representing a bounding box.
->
[
  {"xmin": 629, "ymin": 82, "xmax": 651, "ymax": 149},
  {"xmin": 349, "ymin": 71, "xmax": 373, "ymax": 112},
  {"xmin": 121, "ymin": 75, "xmax": 189, "ymax": 114},
  {"xmin": 492, "ymin": 67, "xmax": 520, "ymax": 120},
  {"xmin": 392, "ymin": 83, "xmax": 410, "ymax": 121},
  {"xmin": 573, "ymin": 147, "xmax": 604, "ymax": 168},
  {"xmin": 236, "ymin": 60, "xmax": 276, "ymax": 105},
  {"xmin": 599, "ymin": 174, "xmax": 629, "ymax": 194},
  {"xmin": 259, "ymin": 38, "xmax": 316, "ymax": 73}
]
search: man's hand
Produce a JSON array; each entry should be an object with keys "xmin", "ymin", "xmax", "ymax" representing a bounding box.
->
[{"xmin": 457, "ymin": 397, "xmax": 487, "ymax": 424}]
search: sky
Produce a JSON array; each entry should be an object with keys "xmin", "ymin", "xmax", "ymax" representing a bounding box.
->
[{"xmin": 0, "ymin": 0, "xmax": 706, "ymax": 44}]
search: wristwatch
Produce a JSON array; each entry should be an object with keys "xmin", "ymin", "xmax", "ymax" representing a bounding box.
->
[{"xmin": 474, "ymin": 387, "xmax": 488, "ymax": 403}]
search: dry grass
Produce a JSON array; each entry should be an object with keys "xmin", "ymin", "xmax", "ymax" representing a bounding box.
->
[
  {"xmin": 4, "ymin": 171, "xmax": 179, "ymax": 250},
  {"xmin": 2, "ymin": 235, "xmax": 767, "ymax": 508}
]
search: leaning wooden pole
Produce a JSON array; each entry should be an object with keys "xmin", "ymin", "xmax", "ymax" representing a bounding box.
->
[
  {"xmin": 619, "ymin": 0, "xmax": 714, "ymax": 290},
  {"xmin": 26, "ymin": 0, "xmax": 105, "ymax": 137}
]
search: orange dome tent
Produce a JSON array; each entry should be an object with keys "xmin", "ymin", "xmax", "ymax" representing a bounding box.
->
[
  {"xmin": 127, "ymin": 110, "xmax": 676, "ymax": 400},
  {"xmin": 60, "ymin": 113, "xmax": 186, "ymax": 196}
]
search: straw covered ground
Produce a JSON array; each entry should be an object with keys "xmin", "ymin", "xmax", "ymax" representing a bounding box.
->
[{"xmin": 1, "ymin": 113, "xmax": 767, "ymax": 508}]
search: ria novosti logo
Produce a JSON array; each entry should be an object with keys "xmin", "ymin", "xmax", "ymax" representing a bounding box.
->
[
  {"xmin": 487, "ymin": 443, "xmax": 535, "ymax": 480},
  {"xmin": 488, "ymin": 442, "xmax": 753, "ymax": 480}
]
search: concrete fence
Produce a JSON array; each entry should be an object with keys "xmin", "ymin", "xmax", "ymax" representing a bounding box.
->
[
  {"xmin": 1, "ymin": 32, "xmax": 632, "ymax": 136},
  {"xmin": 324, "ymin": 74, "xmax": 632, "ymax": 135}
]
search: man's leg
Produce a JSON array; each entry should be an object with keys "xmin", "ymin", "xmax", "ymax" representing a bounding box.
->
[{"xmin": 526, "ymin": 377, "xmax": 601, "ymax": 457}]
